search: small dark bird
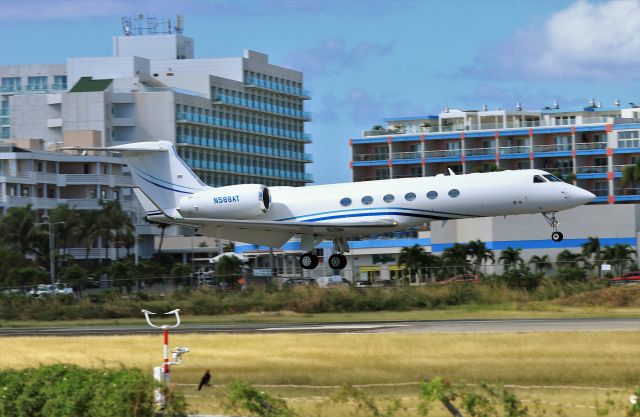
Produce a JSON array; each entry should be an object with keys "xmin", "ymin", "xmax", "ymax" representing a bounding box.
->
[{"xmin": 198, "ymin": 370, "xmax": 211, "ymax": 391}]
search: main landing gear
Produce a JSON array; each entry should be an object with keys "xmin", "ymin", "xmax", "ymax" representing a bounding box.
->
[
  {"xmin": 542, "ymin": 211, "xmax": 564, "ymax": 242},
  {"xmin": 299, "ymin": 237, "xmax": 350, "ymax": 270}
]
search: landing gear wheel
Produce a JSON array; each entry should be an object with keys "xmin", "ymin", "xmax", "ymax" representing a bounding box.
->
[
  {"xmin": 300, "ymin": 252, "xmax": 319, "ymax": 270},
  {"xmin": 328, "ymin": 254, "xmax": 348, "ymax": 270},
  {"xmin": 551, "ymin": 231, "xmax": 564, "ymax": 242}
]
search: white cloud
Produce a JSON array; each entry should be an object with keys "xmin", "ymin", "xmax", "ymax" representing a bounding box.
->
[{"xmin": 462, "ymin": 0, "xmax": 640, "ymax": 80}]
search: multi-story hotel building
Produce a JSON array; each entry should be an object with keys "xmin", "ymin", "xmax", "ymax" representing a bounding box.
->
[{"xmin": 351, "ymin": 103, "xmax": 640, "ymax": 203}]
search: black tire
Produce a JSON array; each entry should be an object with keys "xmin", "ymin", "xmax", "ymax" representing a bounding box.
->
[
  {"xmin": 328, "ymin": 254, "xmax": 347, "ymax": 270},
  {"xmin": 551, "ymin": 231, "xmax": 563, "ymax": 242},
  {"xmin": 300, "ymin": 252, "xmax": 319, "ymax": 269}
]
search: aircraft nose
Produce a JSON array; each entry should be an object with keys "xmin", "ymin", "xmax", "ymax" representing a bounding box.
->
[{"xmin": 571, "ymin": 187, "xmax": 596, "ymax": 204}]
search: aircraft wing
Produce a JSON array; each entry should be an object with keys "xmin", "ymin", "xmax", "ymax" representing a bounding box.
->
[{"xmin": 164, "ymin": 217, "xmax": 400, "ymax": 248}]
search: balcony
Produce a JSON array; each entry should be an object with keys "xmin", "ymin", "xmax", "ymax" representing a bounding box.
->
[
  {"xmin": 619, "ymin": 139, "xmax": 640, "ymax": 148},
  {"xmin": 245, "ymin": 77, "xmax": 310, "ymax": 99},
  {"xmin": 575, "ymin": 142, "xmax": 607, "ymax": 150},
  {"xmin": 214, "ymin": 94, "xmax": 311, "ymax": 120},
  {"xmin": 353, "ymin": 153, "xmax": 388, "ymax": 161},
  {"xmin": 390, "ymin": 151, "xmax": 421, "ymax": 160},
  {"xmin": 499, "ymin": 145, "xmax": 529, "ymax": 155},
  {"xmin": 533, "ymin": 144, "xmax": 572, "ymax": 153},
  {"xmin": 177, "ymin": 135, "xmax": 312, "ymax": 162},
  {"xmin": 185, "ymin": 158, "xmax": 312, "ymax": 182},
  {"xmin": 0, "ymin": 84, "xmax": 67, "ymax": 94},
  {"xmin": 425, "ymin": 149, "xmax": 462, "ymax": 158},
  {"xmin": 465, "ymin": 147, "xmax": 495, "ymax": 156},
  {"xmin": 576, "ymin": 165, "xmax": 607, "ymax": 174},
  {"xmin": 176, "ymin": 111, "xmax": 311, "ymax": 142}
]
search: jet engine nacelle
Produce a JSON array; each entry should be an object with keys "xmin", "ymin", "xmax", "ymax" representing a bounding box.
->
[{"xmin": 178, "ymin": 184, "xmax": 271, "ymax": 219}]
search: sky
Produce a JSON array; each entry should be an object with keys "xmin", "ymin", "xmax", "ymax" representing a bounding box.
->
[{"xmin": 1, "ymin": 0, "xmax": 639, "ymax": 184}]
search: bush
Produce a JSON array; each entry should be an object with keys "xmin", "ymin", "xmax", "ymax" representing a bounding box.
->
[{"xmin": 0, "ymin": 365, "xmax": 185, "ymax": 417}]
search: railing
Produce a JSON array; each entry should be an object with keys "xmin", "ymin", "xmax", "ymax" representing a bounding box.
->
[
  {"xmin": 0, "ymin": 84, "xmax": 67, "ymax": 94},
  {"xmin": 613, "ymin": 164, "xmax": 632, "ymax": 172},
  {"xmin": 0, "ymin": 170, "xmax": 32, "ymax": 179},
  {"xmin": 245, "ymin": 77, "xmax": 310, "ymax": 98},
  {"xmin": 576, "ymin": 165, "xmax": 607, "ymax": 174},
  {"xmin": 391, "ymin": 151, "xmax": 421, "ymax": 159},
  {"xmin": 615, "ymin": 187, "xmax": 640, "ymax": 195},
  {"xmin": 499, "ymin": 145, "xmax": 529, "ymax": 154},
  {"xmin": 574, "ymin": 142, "xmax": 607, "ymax": 150},
  {"xmin": 215, "ymin": 94, "xmax": 311, "ymax": 119},
  {"xmin": 177, "ymin": 134, "xmax": 312, "ymax": 162},
  {"xmin": 465, "ymin": 147, "xmax": 495, "ymax": 156},
  {"xmin": 425, "ymin": 149, "xmax": 462, "ymax": 158},
  {"xmin": 533, "ymin": 144, "xmax": 572, "ymax": 152},
  {"xmin": 619, "ymin": 139, "xmax": 640, "ymax": 148},
  {"xmin": 176, "ymin": 111, "xmax": 311, "ymax": 141},
  {"xmin": 582, "ymin": 116, "xmax": 612, "ymax": 124},
  {"xmin": 353, "ymin": 153, "xmax": 388, "ymax": 161},
  {"xmin": 184, "ymin": 157, "xmax": 312, "ymax": 182}
]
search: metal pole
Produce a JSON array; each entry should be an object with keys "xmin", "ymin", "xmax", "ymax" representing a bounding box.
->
[
  {"xmin": 48, "ymin": 220, "xmax": 55, "ymax": 284},
  {"xmin": 163, "ymin": 328, "xmax": 170, "ymax": 384}
]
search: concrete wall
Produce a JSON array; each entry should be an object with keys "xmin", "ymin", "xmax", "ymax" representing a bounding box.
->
[
  {"xmin": 113, "ymin": 34, "xmax": 194, "ymax": 60},
  {"xmin": 67, "ymin": 56, "xmax": 150, "ymax": 88}
]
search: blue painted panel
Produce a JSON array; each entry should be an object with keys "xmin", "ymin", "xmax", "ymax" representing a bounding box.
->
[
  {"xmin": 576, "ymin": 173, "xmax": 607, "ymax": 180},
  {"xmin": 533, "ymin": 151, "xmax": 572, "ymax": 158},
  {"xmin": 352, "ymin": 137, "xmax": 389, "ymax": 144},
  {"xmin": 352, "ymin": 160, "xmax": 388, "ymax": 167},
  {"xmin": 592, "ymin": 196, "xmax": 608, "ymax": 203},
  {"xmin": 576, "ymin": 149, "xmax": 606, "ymax": 156},
  {"xmin": 236, "ymin": 238, "xmax": 432, "ymax": 253},
  {"xmin": 393, "ymin": 135, "xmax": 421, "ymax": 142},
  {"xmin": 424, "ymin": 133, "xmax": 461, "ymax": 140},
  {"xmin": 392, "ymin": 159, "xmax": 421, "ymax": 165},
  {"xmin": 426, "ymin": 156, "xmax": 462, "ymax": 163},
  {"xmin": 433, "ymin": 237, "xmax": 635, "ymax": 253},
  {"xmin": 500, "ymin": 153, "xmax": 529, "ymax": 160},
  {"xmin": 464, "ymin": 131, "xmax": 496, "ymax": 138},
  {"xmin": 499, "ymin": 129, "xmax": 529, "ymax": 136},
  {"xmin": 614, "ymin": 148, "xmax": 640, "ymax": 154},
  {"xmin": 615, "ymin": 195, "xmax": 640, "ymax": 202},
  {"xmin": 575, "ymin": 125, "xmax": 606, "ymax": 132},
  {"xmin": 466, "ymin": 154, "xmax": 495, "ymax": 161},
  {"xmin": 383, "ymin": 116, "xmax": 437, "ymax": 122},
  {"xmin": 614, "ymin": 123, "xmax": 640, "ymax": 130},
  {"xmin": 533, "ymin": 127, "xmax": 572, "ymax": 134}
]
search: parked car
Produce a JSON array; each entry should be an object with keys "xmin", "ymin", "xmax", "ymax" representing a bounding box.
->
[
  {"xmin": 609, "ymin": 271, "xmax": 640, "ymax": 286},
  {"xmin": 440, "ymin": 274, "xmax": 480, "ymax": 283},
  {"xmin": 29, "ymin": 283, "xmax": 74, "ymax": 297},
  {"xmin": 283, "ymin": 278, "xmax": 317, "ymax": 287},
  {"xmin": 316, "ymin": 275, "xmax": 350, "ymax": 288}
]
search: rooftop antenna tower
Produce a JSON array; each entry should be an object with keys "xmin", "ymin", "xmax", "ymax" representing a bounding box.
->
[
  {"xmin": 553, "ymin": 99, "xmax": 559, "ymax": 110},
  {"xmin": 516, "ymin": 101, "xmax": 522, "ymax": 111},
  {"xmin": 175, "ymin": 14, "xmax": 184, "ymax": 34},
  {"xmin": 121, "ymin": 14, "xmax": 176, "ymax": 36}
]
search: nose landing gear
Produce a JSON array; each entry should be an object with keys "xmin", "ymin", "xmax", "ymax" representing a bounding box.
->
[{"xmin": 542, "ymin": 211, "xmax": 564, "ymax": 242}]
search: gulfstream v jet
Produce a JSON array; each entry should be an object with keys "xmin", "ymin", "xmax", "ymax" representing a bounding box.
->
[{"xmin": 65, "ymin": 141, "xmax": 595, "ymax": 270}]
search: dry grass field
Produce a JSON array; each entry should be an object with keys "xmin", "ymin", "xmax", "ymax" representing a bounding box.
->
[{"xmin": 2, "ymin": 331, "xmax": 639, "ymax": 416}]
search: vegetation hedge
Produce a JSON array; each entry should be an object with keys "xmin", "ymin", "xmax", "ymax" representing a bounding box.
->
[
  {"xmin": 0, "ymin": 279, "xmax": 608, "ymax": 321},
  {"xmin": 0, "ymin": 365, "xmax": 186, "ymax": 417}
]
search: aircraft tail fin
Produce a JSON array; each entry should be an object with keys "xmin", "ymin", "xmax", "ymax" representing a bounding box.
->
[{"xmin": 63, "ymin": 141, "xmax": 209, "ymax": 217}]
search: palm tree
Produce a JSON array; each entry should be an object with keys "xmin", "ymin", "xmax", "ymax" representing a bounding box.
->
[
  {"xmin": 581, "ymin": 236, "xmax": 602, "ymax": 276},
  {"xmin": 466, "ymin": 239, "xmax": 494, "ymax": 274},
  {"xmin": 498, "ymin": 247, "xmax": 523, "ymax": 271},
  {"xmin": 0, "ymin": 205, "xmax": 46, "ymax": 258},
  {"xmin": 528, "ymin": 255, "xmax": 552, "ymax": 274},
  {"xmin": 600, "ymin": 244, "xmax": 637, "ymax": 276},
  {"xmin": 399, "ymin": 244, "xmax": 427, "ymax": 284},
  {"xmin": 78, "ymin": 210, "xmax": 101, "ymax": 260},
  {"xmin": 556, "ymin": 250, "xmax": 586, "ymax": 269},
  {"xmin": 49, "ymin": 204, "xmax": 80, "ymax": 262},
  {"xmin": 621, "ymin": 160, "xmax": 640, "ymax": 194},
  {"xmin": 441, "ymin": 243, "xmax": 471, "ymax": 276}
]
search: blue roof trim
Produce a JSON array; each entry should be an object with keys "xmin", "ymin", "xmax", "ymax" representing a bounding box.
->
[
  {"xmin": 433, "ymin": 237, "xmax": 636, "ymax": 252},
  {"xmin": 466, "ymin": 155, "xmax": 495, "ymax": 161},
  {"xmin": 499, "ymin": 129, "xmax": 530, "ymax": 136},
  {"xmin": 352, "ymin": 160, "xmax": 388, "ymax": 167},
  {"xmin": 533, "ymin": 127, "xmax": 572, "ymax": 134},
  {"xmin": 383, "ymin": 115, "xmax": 438, "ymax": 122},
  {"xmin": 576, "ymin": 149, "xmax": 607, "ymax": 156},
  {"xmin": 575, "ymin": 125, "xmax": 606, "ymax": 132},
  {"xmin": 615, "ymin": 195, "xmax": 640, "ymax": 202},
  {"xmin": 392, "ymin": 159, "xmax": 421, "ymax": 165},
  {"xmin": 463, "ymin": 131, "xmax": 496, "ymax": 138},
  {"xmin": 533, "ymin": 151, "xmax": 572, "ymax": 158},
  {"xmin": 576, "ymin": 173, "xmax": 607, "ymax": 180},
  {"xmin": 235, "ymin": 237, "xmax": 432, "ymax": 253},
  {"xmin": 614, "ymin": 123, "xmax": 640, "ymax": 130},
  {"xmin": 499, "ymin": 153, "xmax": 529, "ymax": 160},
  {"xmin": 426, "ymin": 156, "xmax": 462, "ymax": 163},
  {"xmin": 352, "ymin": 137, "xmax": 389, "ymax": 144},
  {"xmin": 424, "ymin": 133, "xmax": 461, "ymax": 140},
  {"xmin": 393, "ymin": 135, "xmax": 421, "ymax": 142},
  {"xmin": 614, "ymin": 148, "xmax": 640, "ymax": 154}
]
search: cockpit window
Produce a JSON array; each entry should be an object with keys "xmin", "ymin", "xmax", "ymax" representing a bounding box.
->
[
  {"xmin": 543, "ymin": 174, "xmax": 563, "ymax": 182},
  {"xmin": 533, "ymin": 175, "xmax": 546, "ymax": 183}
]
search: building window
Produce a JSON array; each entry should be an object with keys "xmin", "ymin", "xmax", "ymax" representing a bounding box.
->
[
  {"xmin": 383, "ymin": 194, "xmax": 394, "ymax": 203},
  {"xmin": 427, "ymin": 191, "xmax": 438, "ymax": 199},
  {"xmin": 361, "ymin": 195, "xmax": 373, "ymax": 205},
  {"xmin": 1, "ymin": 77, "xmax": 21, "ymax": 92},
  {"xmin": 448, "ymin": 189, "xmax": 460, "ymax": 198},
  {"xmin": 53, "ymin": 75, "xmax": 67, "ymax": 89},
  {"xmin": 27, "ymin": 76, "xmax": 47, "ymax": 91},
  {"xmin": 340, "ymin": 197, "xmax": 352, "ymax": 207},
  {"xmin": 404, "ymin": 192, "xmax": 416, "ymax": 201}
]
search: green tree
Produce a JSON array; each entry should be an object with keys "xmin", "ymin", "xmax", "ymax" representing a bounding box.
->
[
  {"xmin": 398, "ymin": 244, "xmax": 428, "ymax": 284},
  {"xmin": 440, "ymin": 243, "xmax": 471, "ymax": 277},
  {"xmin": 49, "ymin": 203, "xmax": 80, "ymax": 262},
  {"xmin": 556, "ymin": 250, "xmax": 587, "ymax": 269},
  {"xmin": 621, "ymin": 160, "xmax": 640, "ymax": 194},
  {"xmin": 466, "ymin": 239, "xmax": 494, "ymax": 274},
  {"xmin": 215, "ymin": 255, "xmax": 243, "ymax": 285},
  {"xmin": 528, "ymin": 254, "xmax": 552, "ymax": 274},
  {"xmin": 0, "ymin": 205, "xmax": 47, "ymax": 259},
  {"xmin": 78, "ymin": 210, "xmax": 101, "ymax": 260},
  {"xmin": 498, "ymin": 247, "xmax": 523, "ymax": 271},
  {"xmin": 6, "ymin": 266, "xmax": 49, "ymax": 288},
  {"xmin": 581, "ymin": 236, "xmax": 602, "ymax": 277},
  {"xmin": 600, "ymin": 244, "xmax": 637, "ymax": 276},
  {"xmin": 62, "ymin": 264, "xmax": 90, "ymax": 296}
]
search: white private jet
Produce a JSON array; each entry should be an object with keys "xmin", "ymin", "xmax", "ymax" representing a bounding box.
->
[{"xmin": 64, "ymin": 141, "xmax": 595, "ymax": 270}]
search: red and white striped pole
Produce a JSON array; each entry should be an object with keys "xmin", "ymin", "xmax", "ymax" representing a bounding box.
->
[{"xmin": 163, "ymin": 328, "xmax": 170, "ymax": 383}]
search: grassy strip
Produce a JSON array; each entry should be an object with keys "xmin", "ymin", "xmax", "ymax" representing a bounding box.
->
[{"xmin": 2, "ymin": 304, "xmax": 640, "ymax": 328}]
